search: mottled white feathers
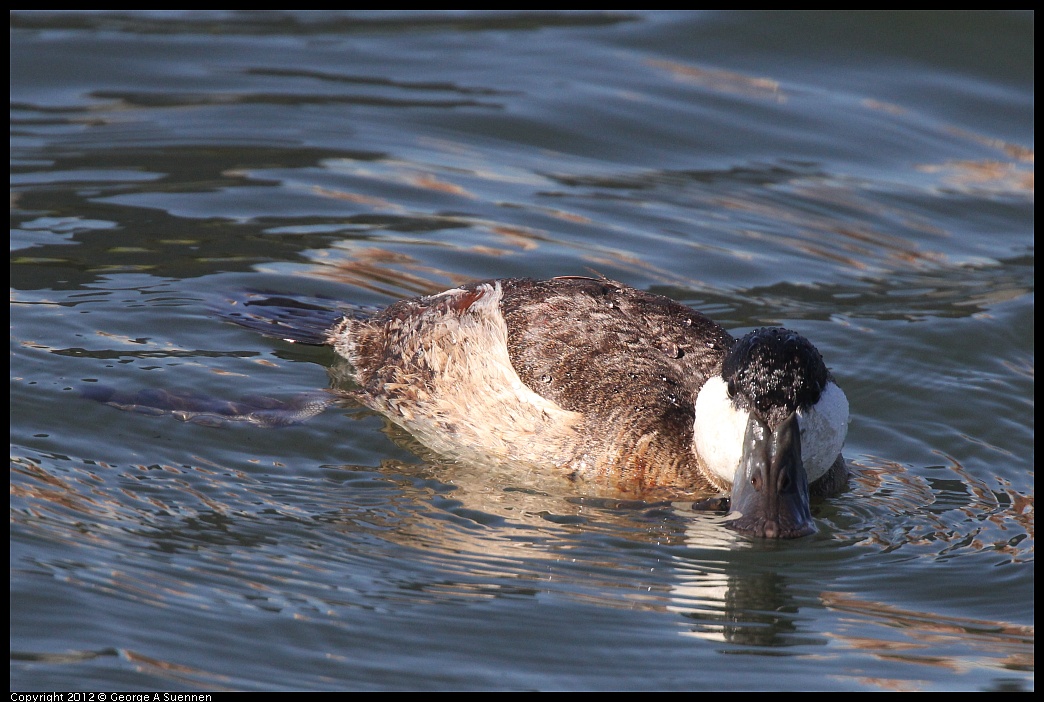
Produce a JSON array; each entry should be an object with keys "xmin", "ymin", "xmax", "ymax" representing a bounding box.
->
[{"xmin": 335, "ymin": 282, "xmax": 582, "ymax": 468}]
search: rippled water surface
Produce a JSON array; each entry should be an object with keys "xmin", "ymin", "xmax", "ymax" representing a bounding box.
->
[{"xmin": 11, "ymin": 11, "xmax": 1033, "ymax": 691}]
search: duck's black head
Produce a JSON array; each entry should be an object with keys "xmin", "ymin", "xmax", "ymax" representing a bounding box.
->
[
  {"xmin": 693, "ymin": 327, "xmax": 848, "ymax": 539},
  {"xmin": 722, "ymin": 327, "xmax": 829, "ymax": 426}
]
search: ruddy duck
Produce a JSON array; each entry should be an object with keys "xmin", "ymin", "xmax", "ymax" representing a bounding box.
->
[{"xmin": 239, "ymin": 276, "xmax": 850, "ymax": 538}]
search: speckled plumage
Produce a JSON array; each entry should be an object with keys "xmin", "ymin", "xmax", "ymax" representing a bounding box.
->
[
  {"xmin": 328, "ymin": 276, "xmax": 845, "ymax": 498},
  {"xmin": 498, "ymin": 277, "xmax": 733, "ymax": 493}
]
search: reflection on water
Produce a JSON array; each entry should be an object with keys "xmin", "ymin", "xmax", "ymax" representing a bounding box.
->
[
  {"xmin": 821, "ymin": 592, "xmax": 1033, "ymax": 676},
  {"xmin": 13, "ymin": 402, "xmax": 1033, "ymax": 685},
  {"xmin": 837, "ymin": 457, "xmax": 1033, "ymax": 563}
]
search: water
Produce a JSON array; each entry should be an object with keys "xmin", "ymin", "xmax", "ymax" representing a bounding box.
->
[{"xmin": 10, "ymin": 11, "xmax": 1033, "ymax": 691}]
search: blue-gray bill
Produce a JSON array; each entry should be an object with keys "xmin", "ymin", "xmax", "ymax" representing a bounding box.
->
[{"xmin": 724, "ymin": 412, "xmax": 815, "ymax": 539}]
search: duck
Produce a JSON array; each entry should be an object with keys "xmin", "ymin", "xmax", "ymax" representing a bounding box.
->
[{"xmin": 239, "ymin": 276, "xmax": 850, "ymax": 538}]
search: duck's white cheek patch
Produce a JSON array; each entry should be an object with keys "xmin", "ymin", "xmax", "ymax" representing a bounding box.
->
[
  {"xmin": 796, "ymin": 381, "xmax": 849, "ymax": 482},
  {"xmin": 692, "ymin": 377, "xmax": 750, "ymax": 488}
]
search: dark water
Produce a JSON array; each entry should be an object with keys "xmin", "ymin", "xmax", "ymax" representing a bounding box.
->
[{"xmin": 10, "ymin": 11, "xmax": 1033, "ymax": 691}]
